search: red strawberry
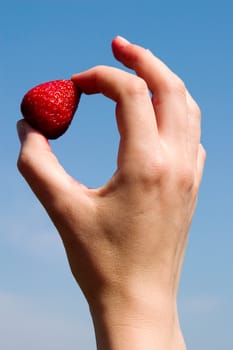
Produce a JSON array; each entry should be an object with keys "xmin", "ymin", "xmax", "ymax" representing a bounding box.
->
[{"xmin": 21, "ymin": 80, "xmax": 81, "ymax": 139}]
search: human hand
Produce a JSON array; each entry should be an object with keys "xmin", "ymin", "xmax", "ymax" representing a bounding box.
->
[{"xmin": 17, "ymin": 36, "xmax": 205, "ymax": 349}]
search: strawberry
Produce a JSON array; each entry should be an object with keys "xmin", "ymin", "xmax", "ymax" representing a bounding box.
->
[{"xmin": 20, "ymin": 80, "xmax": 81, "ymax": 139}]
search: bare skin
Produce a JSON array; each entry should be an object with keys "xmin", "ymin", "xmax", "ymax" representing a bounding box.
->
[{"xmin": 17, "ymin": 36, "xmax": 206, "ymax": 350}]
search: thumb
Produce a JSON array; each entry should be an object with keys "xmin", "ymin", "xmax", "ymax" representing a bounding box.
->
[{"xmin": 17, "ymin": 120, "xmax": 88, "ymax": 215}]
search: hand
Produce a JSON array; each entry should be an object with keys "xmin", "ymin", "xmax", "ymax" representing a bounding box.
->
[{"xmin": 17, "ymin": 36, "xmax": 206, "ymax": 350}]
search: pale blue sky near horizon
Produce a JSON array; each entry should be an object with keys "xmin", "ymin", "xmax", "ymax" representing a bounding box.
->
[{"xmin": 1, "ymin": 0, "xmax": 233, "ymax": 349}]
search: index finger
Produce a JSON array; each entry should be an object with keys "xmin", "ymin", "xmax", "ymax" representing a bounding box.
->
[{"xmin": 71, "ymin": 66, "xmax": 158, "ymax": 164}]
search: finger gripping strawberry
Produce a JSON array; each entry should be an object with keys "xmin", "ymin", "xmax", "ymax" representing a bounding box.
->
[{"xmin": 20, "ymin": 80, "xmax": 81, "ymax": 139}]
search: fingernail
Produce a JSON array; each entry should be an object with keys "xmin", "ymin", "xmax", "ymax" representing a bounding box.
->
[{"xmin": 116, "ymin": 36, "xmax": 130, "ymax": 45}]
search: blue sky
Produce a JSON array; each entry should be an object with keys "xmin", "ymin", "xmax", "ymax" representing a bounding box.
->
[{"xmin": 1, "ymin": 0, "xmax": 232, "ymax": 349}]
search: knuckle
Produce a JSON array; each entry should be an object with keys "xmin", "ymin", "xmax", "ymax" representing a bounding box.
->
[
  {"xmin": 17, "ymin": 151, "xmax": 28, "ymax": 175},
  {"xmin": 92, "ymin": 65, "xmax": 106, "ymax": 80},
  {"xmin": 125, "ymin": 76, "xmax": 148, "ymax": 97},
  {"xmin": 199, "ymin": 144, "xmax": 207, "ymax": 162},
  {"xmin": 190, "ymin": 99, "xmax": 201, "ymax": 119},
  {"xmin": 177, "ymin": 165, "xmax": 195, "ymax": 191},
  {"xmin": 136, "ymin": 156, "xmax": 170, "ymax": 189},
  {"xmin": 17, "ymin": 149, "xmax": 35, "ymax": 178},
  {"xmin": 194, "ymin": 102, "xmax": 201, "ymax": 118},
  {"xmin": 164, "ymin": 74, "xmax": 186, "ymax": 96},
  {"xmin": 173, "ymin": 76, "xmax": 186, "ymax": 94},
  {"xmin": 202, "ymin": 145, "xmax": 207, "ymax": 160},
  {"xmin": 118, "ymin": 153, "xmax": 170, "ymax": 191},
  {"xmin": 150, "ymin": 156, "xmax": 170, "ymax": 182}
]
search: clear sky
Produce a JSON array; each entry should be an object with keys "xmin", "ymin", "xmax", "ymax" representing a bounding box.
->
[{"xmin": 1, "ymin": 0, "xmax": 232, "ymax": 349}]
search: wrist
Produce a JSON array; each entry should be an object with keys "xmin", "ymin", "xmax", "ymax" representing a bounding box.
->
[{"xmin": 89, "ymin": 287, "xmax": 186, "ymax": 350}]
